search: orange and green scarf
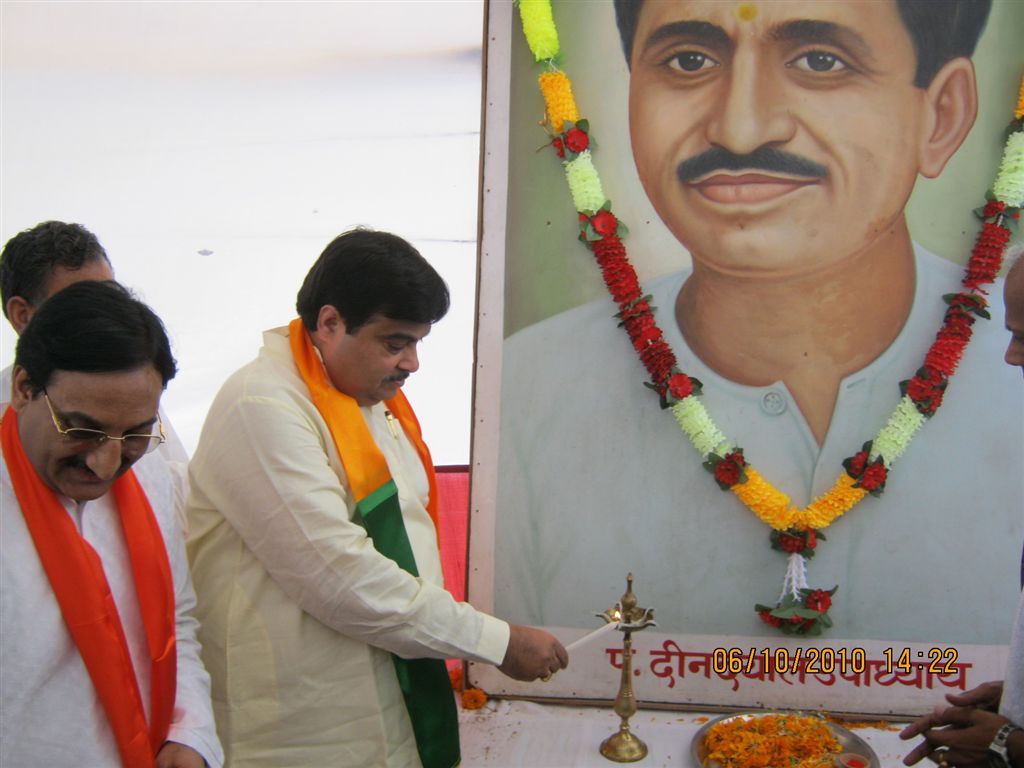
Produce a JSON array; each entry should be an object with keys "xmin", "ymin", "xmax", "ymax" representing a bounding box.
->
[
  {"xmin": 289, "ymin": 317, "xmax": 459, "ymax": 768},
  {"xmin": 1, "ymin": 406, "xmax": 176, "ymax": 767}
]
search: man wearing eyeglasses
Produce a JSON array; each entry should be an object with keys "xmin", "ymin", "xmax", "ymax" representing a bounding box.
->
[
  {"xmin": 0, "ymin": 220, "xmax": 192, "ymax": 520},
  {"xmin": 0, "ymin": 281, "xmax": 222, "ymax": 767}
]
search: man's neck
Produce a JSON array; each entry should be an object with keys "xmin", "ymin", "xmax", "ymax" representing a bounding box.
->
[{"xmin": 676, "ymin": 222, "xmax": 916, "ymax": 446}]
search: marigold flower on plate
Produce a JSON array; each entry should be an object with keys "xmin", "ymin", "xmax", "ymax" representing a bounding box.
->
[{"xmin": 704, "ymin": 714, "xmax": 841, "ymax": 768}]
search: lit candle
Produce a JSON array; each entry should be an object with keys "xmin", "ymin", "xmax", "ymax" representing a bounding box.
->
[{"xmin": 565, "ymin": 620, "xmax": 620, "ymax": 652}]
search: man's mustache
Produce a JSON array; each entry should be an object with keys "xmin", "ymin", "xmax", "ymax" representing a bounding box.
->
[
  {"xmin": 60, "ymin": 455, "xmax": 132, "ymax": 476},
  {"xmin": 386, "ymin": 373, "xmax": 409, "ymax": 383},
  {"xmin": 676, "ymin": 146, "xmax": 828, "ymax": 184}
]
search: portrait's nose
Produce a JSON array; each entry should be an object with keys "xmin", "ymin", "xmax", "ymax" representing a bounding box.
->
[
  {"xmin": 1006, "ymin": 338, "xmax": 1024, "ymax": 371},
  {"xmin": 84, "ymin": 438, "xmax": 124, "ymax": 481},
  {"xmin": 704, "ymin": 46, "xmax": 795, "ymax": 155}
]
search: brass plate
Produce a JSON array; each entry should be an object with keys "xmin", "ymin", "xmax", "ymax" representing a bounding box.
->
[{"xmin": 691, "ymin": 711, "xmax": 881, "ymax": 768}]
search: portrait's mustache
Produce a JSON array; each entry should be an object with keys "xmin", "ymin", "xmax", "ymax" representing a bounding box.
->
[
  {"xmin": 386, "ymin": 373, "xmax": 409, "ymax": 383},
  {"xmin": 676, "ymin": 146, "xmax": 828, "ymax": 184}
]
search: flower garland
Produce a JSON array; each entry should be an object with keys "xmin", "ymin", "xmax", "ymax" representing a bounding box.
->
[{"xmin": 516, "ymin": 0, "xmax": 1024, "ymax": 635}]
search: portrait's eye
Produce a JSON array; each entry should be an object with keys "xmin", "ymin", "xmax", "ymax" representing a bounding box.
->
[
  {"xmin": 789, "ymin": 50, "xmax": 847, "ymax": 72},
  {"xmin": 667, "ymin": 51, "xmax": 718, "ymax": 73}
]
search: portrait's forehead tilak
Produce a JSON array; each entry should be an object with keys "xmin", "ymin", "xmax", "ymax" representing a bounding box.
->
[{"xmin": 616, "ymin": 0, "xmax": 984, "ymax": 278}]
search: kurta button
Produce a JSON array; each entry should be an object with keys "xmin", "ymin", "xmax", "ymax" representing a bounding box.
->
[{"xmin": 761, "ymin": 391, "xmax": 786, "ymax": 415}]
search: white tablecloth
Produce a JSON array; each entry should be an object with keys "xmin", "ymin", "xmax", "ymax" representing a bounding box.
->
[{"xmin": 459, "ymin": 700, "xmax": 913, "ymax": 767}]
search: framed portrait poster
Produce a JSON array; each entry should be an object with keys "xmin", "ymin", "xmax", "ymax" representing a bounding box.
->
[{"xmin": 468, "ymin": 0, "xmax": 1024, "ymax": 714}]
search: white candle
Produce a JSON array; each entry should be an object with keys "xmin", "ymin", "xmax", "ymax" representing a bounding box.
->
[{"xmin": 565, "ymin": 620, "xmax": 620, "ymax": 652}]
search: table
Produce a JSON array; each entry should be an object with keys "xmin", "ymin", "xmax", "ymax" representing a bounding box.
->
[{"xmin": 459, "ymin": 699, "xmax": 913, "ymax": 767}]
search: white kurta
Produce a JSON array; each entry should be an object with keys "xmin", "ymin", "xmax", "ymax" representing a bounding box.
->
[
  {"xmin": 1001, "ymin": 590, "xmax": 1024, "ymax": 725},
  {"xmin": 0, "ymin": 420, "xmax": 223, "ymax": 767},
  {"xmin": 186, "ymin": 326, "xmax": 509, "ymax": 768}
]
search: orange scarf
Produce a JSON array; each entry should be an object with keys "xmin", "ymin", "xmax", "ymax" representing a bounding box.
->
[
  {"xmin": 289, "ymin": 319, "xmax": 461, "ymax": 768},
  {"xmin": 288, "ymin": 317, "xmax": 441, "ymax": 537},
  {"xmin": 1, "ymin": 406, "xmax": 176, "ymax": 767}
]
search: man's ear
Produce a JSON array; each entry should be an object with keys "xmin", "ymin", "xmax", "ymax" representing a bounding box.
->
[
  {"xmin": 314, "ymin": 305, "xmax": 345, "ymax": 338},
  {"xmin": 5, "ymin": 296, "xmax": 34, "ymax": 335},
  {"xmin": 10, "ymin": 366, "xmax": 36, "ymax": 411},
  {"xmin": 918, "ymin": 57, "xmax": 978, "ymax": 179}
]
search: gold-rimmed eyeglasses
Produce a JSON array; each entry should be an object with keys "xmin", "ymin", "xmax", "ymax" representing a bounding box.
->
[{"xmin": 43, "ymin": 391, "xmax": 166, "ymax": 457}]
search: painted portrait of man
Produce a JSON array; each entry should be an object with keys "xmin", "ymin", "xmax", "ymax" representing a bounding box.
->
[{"xmin": 478, "ymin": 0, "xmax": 1024, "ymax": 707}]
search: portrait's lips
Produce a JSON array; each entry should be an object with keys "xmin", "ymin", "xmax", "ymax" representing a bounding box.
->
[{"xmin": 689, "ymin": 173, "xmax": 820, "ymax": 205}]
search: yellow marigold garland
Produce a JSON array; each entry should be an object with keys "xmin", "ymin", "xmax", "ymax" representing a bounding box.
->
[{"xmin": 538, "ymin": 71, "xmax": 578, "ymax": 133}]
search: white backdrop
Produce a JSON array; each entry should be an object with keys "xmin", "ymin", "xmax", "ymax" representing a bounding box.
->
[{"xmin": 0, "ymin": 0, "xmax": 485, "ymax": 464}]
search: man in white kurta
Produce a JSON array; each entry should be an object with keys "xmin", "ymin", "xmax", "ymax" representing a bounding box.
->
[
  {"xmin": 187, "ymin": 229, "xmax": 566, "ymax": 767},
  {"xmin": 0, "ymin": 436, "xmax": 223, "ymax": 767},
  {"xmin": 187, "ymin": 326, "xmax": 511, "ymax": 766},
  {"xmin": 0, "ymin": 280, "xmax": 222, "ymax": 767}
]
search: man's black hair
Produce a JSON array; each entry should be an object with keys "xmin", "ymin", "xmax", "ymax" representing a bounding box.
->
[
  {"xmin": 612, "ymin": 0, "xmax": 992, "ymax": 88},
  {"xmin": 0, "ymin": 221, "xmax": 110, "ymax": 320},
  {"xmin": 296, "ymin": 228, "xmax": 450, "ymax": 333},
  {"xmin": 16, "ymin": 280, "xmax": 177, "ymax": 395}
]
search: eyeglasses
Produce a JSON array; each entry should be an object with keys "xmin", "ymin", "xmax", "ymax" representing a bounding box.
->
[{"xmin": 43, "ymin": 391, "xmax": 166, "ymax": 457}]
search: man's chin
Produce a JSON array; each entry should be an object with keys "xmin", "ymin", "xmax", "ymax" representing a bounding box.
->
[
  {"xmin": 54, "ymin": 466, "xmax": 125, "ymax": 502},
  {"xmin": 58, "ymin": 479, "xmax": 115, "ymax": 503}
]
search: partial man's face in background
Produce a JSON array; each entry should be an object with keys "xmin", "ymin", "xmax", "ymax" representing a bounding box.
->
[
  {"xmin": 7, "ymin": 258, "xmax": 114, "ymax": 334},
  {"xmin": 626, "ymin": 0, "xmax": 975, "ymax": 277},
  {"xmin": 1005, "ymin": 261, "xmax": 1024, "ymax": 374}
]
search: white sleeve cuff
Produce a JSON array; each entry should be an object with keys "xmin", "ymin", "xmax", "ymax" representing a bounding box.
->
[
  {"xmin": 472, "ymin": 614, "xmax": 511, "ymax": 666},
  {"xmin": 165, "ymin": 728, "xmax": 225, "ymax": 768}
]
